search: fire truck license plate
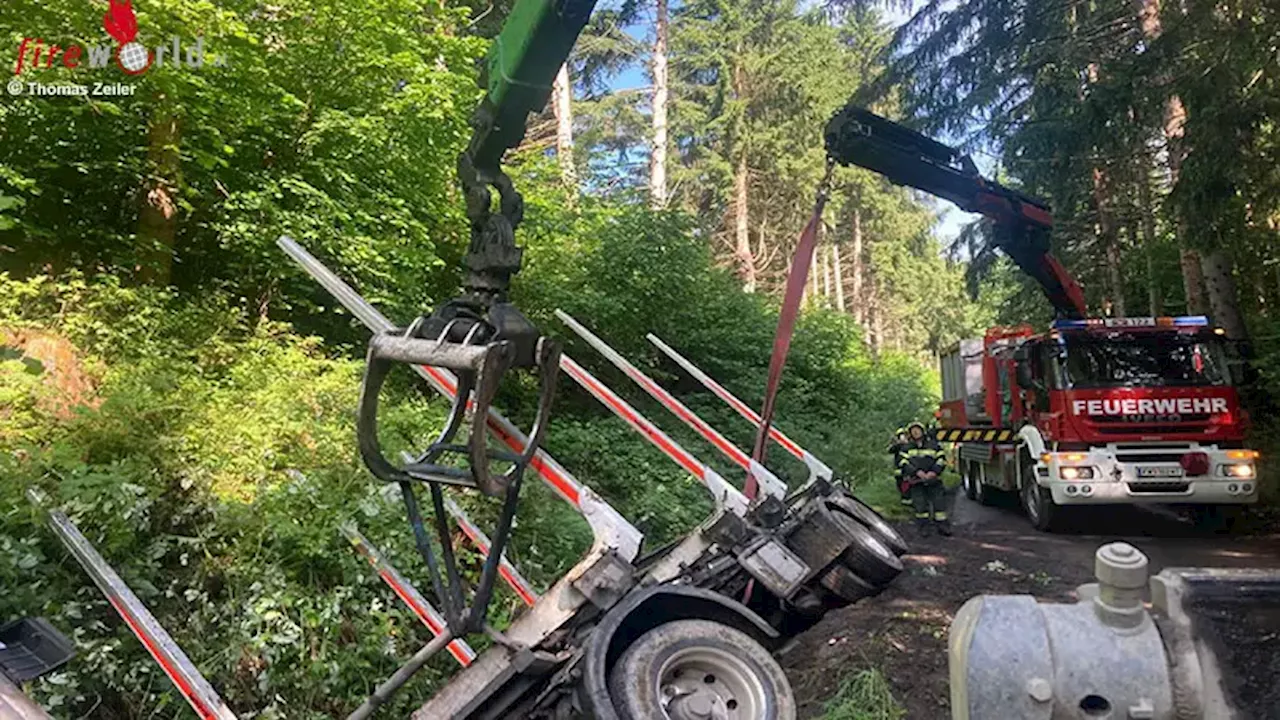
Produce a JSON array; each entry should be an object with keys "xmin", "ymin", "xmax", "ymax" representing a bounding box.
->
[{"xmin": 1138, "ymin": 466, "xmax": 1185, "ymax": 478}]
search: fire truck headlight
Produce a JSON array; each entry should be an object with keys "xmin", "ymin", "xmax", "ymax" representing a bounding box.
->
[
  {"xmin": 1060, "ymin": 466, "xmax": 1094, "ymax": 480},
  {"xmin": 1221, "ymin": 464, "xmax": 1255, "ymax": 479}
]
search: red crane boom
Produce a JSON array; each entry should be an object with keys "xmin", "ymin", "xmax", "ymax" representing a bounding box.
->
[{"xmin": 823, "ymin": 105, "xmax": 1087, "ymax": 319}]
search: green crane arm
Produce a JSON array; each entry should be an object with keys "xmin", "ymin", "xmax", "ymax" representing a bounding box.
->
[
  {"xmin": 823, "ymin": 104, "xmax": 1087, "ymax": 319},
  {"xmin": 458, "ymin": 0, "xmax": 598, "ymax": 305},
  {"xmin": 469, "ymin": 0, "xmax": 598, "ymax": 170}
]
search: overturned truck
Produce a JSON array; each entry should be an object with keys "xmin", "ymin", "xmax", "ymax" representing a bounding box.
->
[{"xmin": 9, "ymin": 236, "xmax": 908, "ymax": 719}]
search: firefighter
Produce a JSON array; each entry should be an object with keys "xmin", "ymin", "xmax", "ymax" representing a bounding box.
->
[
  {"xmin": 887, "ymin": 427, "xmax": 912, "ymax": 506},
  {"xmin": 899, "ymin": 421, "xmax": 950, "ymax": 535}
]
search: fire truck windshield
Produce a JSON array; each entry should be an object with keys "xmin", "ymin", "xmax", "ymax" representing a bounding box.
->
[{"xmin": 1051, "ymin": 334, "xmax": 1231, "ymax": 389}]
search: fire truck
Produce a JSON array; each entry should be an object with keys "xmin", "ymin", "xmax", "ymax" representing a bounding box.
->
[
  {"xmin": 824, "ymin": 106, "xmax": 1259, "ymax": 531},
  {"xmin": 939, "ymin": 317, "xmax": 1257, "ymax": 530}
]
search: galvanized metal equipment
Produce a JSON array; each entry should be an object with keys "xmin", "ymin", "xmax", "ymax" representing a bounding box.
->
[{"xmin": 949, "ymin": 542, "xmax": 1280, "ymax": 720}]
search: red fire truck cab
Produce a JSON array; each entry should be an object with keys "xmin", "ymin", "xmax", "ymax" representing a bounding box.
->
[{"xmin": 939, "ymin": 315, "xmax": 1258, "ymax": 531}]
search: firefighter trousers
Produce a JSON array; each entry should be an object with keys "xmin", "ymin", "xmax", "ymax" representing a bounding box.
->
[{"xmin": 910, "ymin": 479, "xmax": 948, "ymax": 529}]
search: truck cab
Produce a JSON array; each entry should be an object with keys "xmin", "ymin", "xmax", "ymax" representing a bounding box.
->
[{"xmin": 940, "ymin": 315, "xmax": 1259, "ymax": 531}]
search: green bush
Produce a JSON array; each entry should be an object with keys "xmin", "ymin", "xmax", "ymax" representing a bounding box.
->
[
  {"xmin": 0, "ymin": 275, "xmax": 466, "ymax": 717},
  {"xmin": 1, "ymin": 192, "xmax": 940, "ymax": 716}
]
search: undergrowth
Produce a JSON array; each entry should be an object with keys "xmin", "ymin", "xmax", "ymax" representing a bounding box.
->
[{"xmin": 820, "ymin": 667, "xmax": 907, "ymax": 720}]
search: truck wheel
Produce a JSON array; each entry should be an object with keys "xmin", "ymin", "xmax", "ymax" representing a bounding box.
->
[
  {"xmin": 962, "ymin": 461, "xmax": 978, "ymax": 501},
  {"xmin": 828, "ymin": 494, "xmax": 909, "ymax": 557},
  {"xmin": 970, "ymin": 461, "xmax": 995, "ymax": 506},
  {"xmin": 1021, "ymin": 460, "xmax": 1057, "ymax": 532},
  {"xmin": 817, "ymin": 563, "xmax": 878, "ymax": 605},
  {"xmin": 827, "ymin": 505, "xmax": 903, "ymax": 586},
  {"xmin": 608, "ymin": 619, "xmax": 797, "ymax": 720}
]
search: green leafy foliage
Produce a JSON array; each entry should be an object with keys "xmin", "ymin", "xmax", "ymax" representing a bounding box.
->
[{"xmin": 1, "ymin": 0, "xmax": 968, "ymax": 715}]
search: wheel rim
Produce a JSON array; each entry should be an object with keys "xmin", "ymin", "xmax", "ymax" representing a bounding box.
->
[
  {"xmin": 863, "ymin": 529, "xmax": 895, "ymax": 563},
  {"xmin": 657, "ymin": 646, "xmax": 766, "ymax": 720},
  {"xmin": 1024, "ymin": 482, "xmax": 1040, "ymax": 523},
  {"xmin": 974, "ymin": 464, "xmax": 985, "ymax": 500}
]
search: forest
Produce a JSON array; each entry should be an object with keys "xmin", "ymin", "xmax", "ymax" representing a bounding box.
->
[{"xmin": 1, "ymin": 0, "xmax": 1278, "ymax": 717}]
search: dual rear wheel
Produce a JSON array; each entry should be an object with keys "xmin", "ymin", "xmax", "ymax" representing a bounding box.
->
[
  {"xmin": 960, "ymin": 459, "xmax": 991, "ymax": 506},
  {"xmin": 609, "ymin": 619, "xmax": 795, "ymax": 720},
  {"xmin": 815, "ymin": 493, "xmax": 907, "ymax": 606}
]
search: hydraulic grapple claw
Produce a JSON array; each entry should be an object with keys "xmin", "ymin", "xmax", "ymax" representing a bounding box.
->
[{"xmin": 355, "ymin": 327, "xmax": 559, "ymax": 498}]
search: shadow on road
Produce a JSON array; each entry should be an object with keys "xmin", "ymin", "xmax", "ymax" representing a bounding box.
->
[{"xmin": 949, "ymin": 487, "xmax": 1280, "ymax": 573}]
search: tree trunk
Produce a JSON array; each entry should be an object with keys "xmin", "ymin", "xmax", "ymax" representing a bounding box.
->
[
  {"xmin": 648, "ymin": 0, "xmax": 668, "ymax": 208},
  {"xmin": 822, "ymin": 245, "xmax": 833, "ymax": 305},
  {"xmin": 833, "ymin": 241, "xmax": 845, "ymax": 312},
  {"xmin": 137, "ymin": 107, "xmax": 181, "ymax": 285},
  {"xmin": 870, "ymin": 287, "xmax": 884, "ymax": 354},
  {"xmin": 1159, "ymin": 40, "xmax": 1203, "ymax": 311},
  {"xmin": 551, "ymin": 64, "xmax": 577, "ymax": 190},
  {"xmin": 1144, "ymin": 231, "xmax": 1161, "ymax": 316},
  {"xmin": 849, "ymin": 206, "xmax": 863, "ymax": 324},
  {"xmin": 1134, "ymin": 0, "xmax": 1205, "ymax": 314},
  {"xmin": 1201, "ymin": 248, "xmax": 1247, "ymax": 339},
  {"xmin": 1180, "ymin": 248, "xmax": 1207, "ymax": 314},
  {"xmin": 1137, "ymin": 165, "xmax": 1162, "ymax": 315},
  {"xmin": 734, "ymin": 155, "xmax": 754, "ymax": 292},
  {"xmin": 1168, "ymin": 93, "xmax": 1206, "ymax": 314},
  {"xmin": 1092, "ymin": 166, "xmax": 1125, "ymax": 317}
]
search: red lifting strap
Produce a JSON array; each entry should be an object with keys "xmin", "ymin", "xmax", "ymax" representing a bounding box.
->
[{"xmin": 749, "ymin": 177, "xmax": 832, "ymax": 496}]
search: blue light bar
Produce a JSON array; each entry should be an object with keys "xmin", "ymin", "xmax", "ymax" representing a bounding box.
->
[
  {"xmin": 1051, "ymin": 319, "xmax": 1090, "ymax": 330},
  {"xmin": 1051, "ymin": 315, "xmax": 1210, "ymax": 330}
]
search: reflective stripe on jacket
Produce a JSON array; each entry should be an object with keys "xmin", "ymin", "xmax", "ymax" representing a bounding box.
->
[{"xmin": 898, "ymin": 439, "xmax": 945, "ymax": 476}]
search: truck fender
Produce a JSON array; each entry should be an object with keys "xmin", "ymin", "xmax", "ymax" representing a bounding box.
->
[
  {"xmin": 580, "ymin": 584, "xmax": 780, "ymax": 719},
  {"xmin": 1017, "ymin": 425, "xmax": 1047, "ymax": 486}
]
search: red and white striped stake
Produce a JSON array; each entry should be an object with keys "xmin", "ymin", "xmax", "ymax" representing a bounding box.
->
[
  {"xmin": 559, "ymin": 355, "xmax": 749, "ymax": 514},
  {"xmin": 341, "ymin": 524, "xmax": 477, "ymax": 666},
  {"xmin": 646, "ymin": 333, "xmax": 834, "ymax": 484},
  {"xmin": 555, "ymin": 310, "xmax": 789, "ymax": 500},
  {"xmin": 32, "ymin": 491, "xmax": 237, "ymax": 720}
]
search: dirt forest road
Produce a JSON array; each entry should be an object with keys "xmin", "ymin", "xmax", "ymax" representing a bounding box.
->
[{"xmin": 781, "ymin": 491, "xmax": 1280, "ymax": 719}]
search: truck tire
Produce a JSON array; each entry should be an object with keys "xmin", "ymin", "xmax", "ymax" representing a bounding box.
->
[
  {"xmin": 608, "ymin": 619, "xmax": 797, "ymax": 720},
  {"xmin": 817, "ymin": 563, "xmax": 878, "ymax": 605},
  {"xmin": 1020, "ymin": 453, "xmax": 1057, "ymax": 532},
  {"xmin": 827, "ymin": 494, "xmax": 909, "ymax": 557},
  {"xmin": 962, "ymin": 460, "xmax": 978, "ymax": 501},
  {"xmin": 967, "ymin": 460, "xmax": 995, "ymax": 506},
  {"xmin": 826, "ymin": 505, "xmax": 903, "ymax": 586}
]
